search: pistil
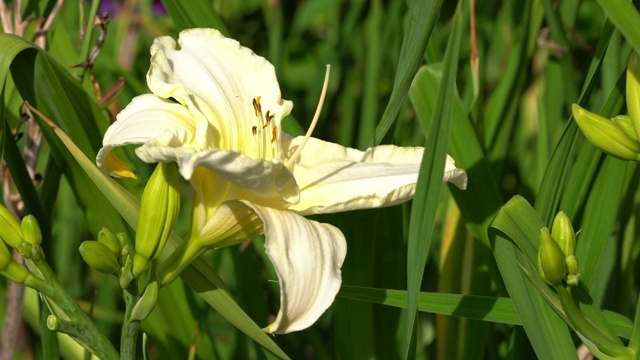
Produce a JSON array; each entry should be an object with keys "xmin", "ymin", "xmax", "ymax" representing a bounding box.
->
[{"xmin": 285, "ymin": 65, "xmax": 330, "ymax": 168}]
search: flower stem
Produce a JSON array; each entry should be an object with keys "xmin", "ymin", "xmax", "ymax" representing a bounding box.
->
[
  {"xmin": 157, "ymin": 239, "xmax": 205, "ymax": 286},
  {"xmin": 556, "ymin": 285, "xmax": 634, "ymax": 359},
  {"xmin": 120, "ymin": 282, "xmax": 140, "ymax": 360},
  {"xmin": 29, "ymin": 258, "xmax": 119, "ymax": 359}
]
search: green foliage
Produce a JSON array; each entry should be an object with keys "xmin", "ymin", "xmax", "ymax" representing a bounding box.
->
[{"xmin": 1, "ymin": 0, "xmax": 640, "ymax": 359}]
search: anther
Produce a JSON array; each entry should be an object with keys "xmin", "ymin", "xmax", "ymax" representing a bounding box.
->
[
  {"xmin": 263, "ymin": 110, "xmax": 271, "ymax": 128},
  {"xmin": 252, "ymin": 98, "xmax": 259, "ymax": 116},
  {"xmin": 271, "ymin": 126, "xmax": 277, "ymax": 143},
  {"xmin": 252, "ymin": 126, "xmax": 257, "ymax": 136},
  {"xmin": 255, "ymin": 96, "xmax": 262, "ymax": 114}
]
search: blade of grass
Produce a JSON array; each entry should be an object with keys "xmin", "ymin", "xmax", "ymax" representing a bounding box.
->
[
  {"xmin": 340, "ymin": 285, "xmax": 521, "ymax": 325},
  {"xmin": 160, "ymin": 0, "xmax": 229, "ymax": 35},
  {"xmin": 596, "ymin": 0, "xmax": 640, "ymax": 55},
  {"xmin": 404, "ymin": 4, "xmax": 463, "ymax": 359},
  {"xmin": 534, "ymin": 20, "xmax": 614, "ymax": 225},
  {"xmin": 369, "ymin": 0, "xmax": 444, "ymax": 146}
]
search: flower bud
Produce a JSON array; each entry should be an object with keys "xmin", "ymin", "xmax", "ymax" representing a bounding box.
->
[
  {"xmin": 538, "ymin": 227, "xmax": 567, "ymax": 286},
  {"xmin": 572, "ymin": 104, "xmax": 640, "ymax": 161},
  {"xmin": 130, "ymin": 278, "xmax": 159, "ymax": 321},
  {"xmin": 0, "ymin": 240, "xmax": 30, "ymax": 284},
  {"xmin": 17, "ymin": 241, "xmax": 44, "ymax": 260},
  {"xmin": 79, "ymin": 241, "xmax": 121, "ymax": 275},
  {"xmin": 0, "ymin": 204, "xmax": 22, "ymax": 248},
  {"xmin": 566, "ymin": 255, "xmax": 579, "ymax": 276},
  {"xmin": 21, "ymin": 215, "xmax": 42, "ymax": 246},
  {"xmin": 612, "ymin": 115, "xmax": 638, "ymax": 141},
  {"xmin": 97, "ymin": 228, "xmax": 121, "ymax": 255},
  {"xmin": 132, "ymin": 162, "xmax": 180, "ymax": 278},
  {"xmin": 551, "ymin": 211, "xmax": 576, "ymax": 257},
  {"xmin": 117, "ymin": 232, "xmax": 130, "ymax": 251},
  {"xmin": 626, "ymin": 52, "xmax": 640, "ymax": 139}
]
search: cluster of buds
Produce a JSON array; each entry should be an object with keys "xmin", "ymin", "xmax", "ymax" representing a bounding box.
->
[
  {"xmin": 572, "ymin": 52, "xmax": 640, "ymax": 161},
  {"xmin": 537, "ymin": 212, "xmax": 579, "ymax": 287},
  {"xmin": 537, "ymin": 212, "xmax": 636, "ymax": 359},
  {"xmin": 79, "ymin": 228, "xmax": 128, "ymax": 277},
  {"xmin": 0, "ymin": 206, "xmax": 42, "ymax": 285},
  {"xmin": 78, "ymin": 162, "xmax": 179, "ymax": 321}
]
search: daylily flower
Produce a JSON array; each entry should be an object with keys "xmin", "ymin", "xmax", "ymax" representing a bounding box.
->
[{"xmin": 96, "ymin": 28, "xmax": 467, "ymax": 334}]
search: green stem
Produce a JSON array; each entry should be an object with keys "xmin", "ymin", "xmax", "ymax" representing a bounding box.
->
[
  {"xmin": 628, "ymin": 292, "xmax": 640, "ymax": 353},
  {"xmin": 157, "ymin": 239, "xmax": 205, "ymax": 286},
  {"xmin": 556, "ymin": 285, "xmax": 634, "ymax": 359},
  {"xmin": 120, "ymin": 282, "xmax": 140, "ymax": 360},
  {"xmin": 29, "ymin": 258, "xmax": 119, "ymax": 360},
  {"xmin": 77, "ymin": 0, "xmax": 102, "ymax": 80}
]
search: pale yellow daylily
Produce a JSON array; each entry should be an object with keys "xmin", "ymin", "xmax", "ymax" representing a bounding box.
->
[{"xmin": 96, "ymin": 28, "xmax": 467, "ymax": 334}]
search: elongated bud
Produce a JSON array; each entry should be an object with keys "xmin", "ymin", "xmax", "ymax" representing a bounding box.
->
[
  {"xmin": 130, "ymin": 278, "xmax": 159, "ymax": 321},
  {"xmin": 538, "ymin": 228, "xmax": 567, "ymax": 286},
  {"xmin": 0, "ymin": 240, "xmax": 30, "ymax": 284},
  {"xmin": 551, "ymin": 212, "xmax": 576, "ymax": 257},
  {"xmin": 626, "ymin": 52, "xmax": 640, "ymax": 139},
  {"xmin": 572, "ymin": 104, "xmax": 640, "ymax": 161},
  {"xmin": 0, "ymin": 204, "xmax": 22, "ymax": 248},
  {"xmin": 98, "ymin": 228, "xmax": 121, "ymax": 255},
  {"xmin": 132, "ymin": 162, "xmax": 180, "ymax": 278},
  {"xmin": 21, "ymin": 215, "xmax": 42, "ymax": 246},
  {"xmin": 79, "ymin": 241, "xmax": 121, "ymax": 275}
]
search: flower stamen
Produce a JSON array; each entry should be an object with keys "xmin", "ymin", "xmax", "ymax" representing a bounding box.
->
[
  {"xmin": 252, "ymin": 126, "xmax": 257, "ymax": 136},
  {"xmin": 271, "ymin": 126, "xmax": 277, "ymax": 143},
  {"xmin": 264, "ymin": 111, "xmax": 272, "ymax": 128},
  {"xmin": 252, "ymin": 96, "xmax": 263, "ymax": 116},
  {"xmin": 285, "ymin": 64, "xmax": 331, "ymax": 168}
]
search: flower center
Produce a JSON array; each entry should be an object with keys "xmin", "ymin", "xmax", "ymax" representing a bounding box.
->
[{"xmin": 250, "ymin": 96, "xmax": 280, "ymax": 161}]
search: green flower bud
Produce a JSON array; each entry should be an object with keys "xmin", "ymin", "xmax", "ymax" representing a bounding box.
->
[
  {"xmin": 0, "ymin": 240, "xmax": 30, "ymax": 284},
  {"xmin": 117, "ymin": 232, "xmax": 130, "ymax": 251},
  {"xmin": 79, "ymin": 241, "xmax": 121, "ymax": 275},
  {"xmin": 551, "ymin": 211, "xmax": 576, "ymax": 257},
  {"xmin": 612, "ymin": 115, "xmax": 638, "ymax": 141},
  {"xmin": 17, "ymin": 241, "xmax": 43, "ymax": 260},
  {"xmin": 119, "ymin": 255, "xmax": 133, "ymax": 289},
  {"xmin": 97, "ymin": 228, "xmax": 121, "ymax": 255},
  {"xmin": 538, "ymin": 227, "xmax": 567, "ymax": 286},
  {"xmin": 572, "ymin": 104, "xmax": 640, "ymax": 161},
  {"xmin": 132, "ymin": 162, "xmax": 180, "ymax": 278},
  {"xmin": 566, "ymin": 255, "xmax": 579, "ymax": 277},
  {"xmin": 21, "ymin": 215, "xmax": 42, "ymax": 246},
  {"xmin": 626, "ymin": 52, "xmax": 640, "ymax": 139},
  {"xmin": 130, "ymin": 278, "xmax": 159, "ymax": 321},
  {"xmin": 0, "ymin": 204, "xmax": 22, "ymax": 248}
]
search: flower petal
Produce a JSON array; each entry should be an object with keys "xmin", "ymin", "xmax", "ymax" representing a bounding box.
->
[
  {"xmin": 283, "ymin": 135, "xmax": 467, "ymax": 215},
  {"xmin": 96, "ymin": 94, "xmax": 199, "ymax": 175},
  {"xmin": 146, "ymin": 28, "xmax": 293, "ymax": 158},
  {"xmin": 135, "ymin": 145, "xmax": 300, "ymax": 208},
  {"xmin": 240, "ymin": 201, "xmax": 347, "ymax": 334}
]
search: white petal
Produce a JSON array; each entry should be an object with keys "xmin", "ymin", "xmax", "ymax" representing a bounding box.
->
[
  {"xmin": 96, "ymin": 94, "xmax": 200, "ymax": 175},
  {"xmin": 146, "ymin": 28, "xmax": 293, "ymax": 158},
  {"xmin": 283, "ymin": 135, "xmax": 467, "ymax": 215},
  {"xmin": 241, "ymin": 201, "xmax": 347, "ymax": 334},
  {"xmin": 133, "ymin": 143, "xmax": 300, "ymax": 208}
]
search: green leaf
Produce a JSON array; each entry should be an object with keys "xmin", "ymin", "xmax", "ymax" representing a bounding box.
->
[
  {"xmin": 596, "ymin": 0, "xmax": 640, "ymax": 55},
  {"xmin": 489, "ymin": 206, "xmax": 577, "ymax": 358},
  {"xmin": 369, "ymin": 0, "xmax": 444, "ymax": 146},
  {"xmin": 339, "ymin": 285, "xmax": 521, "ymax": 325},
  {"xmin": 161, "ymin": 0, "xmax": 229, "ymax": 35},
  {"xmin": 404, "ymin": 4, "xmax": 463, "ymax": 359}
]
